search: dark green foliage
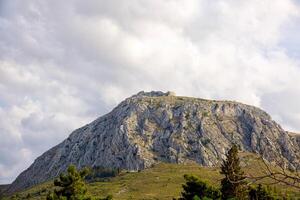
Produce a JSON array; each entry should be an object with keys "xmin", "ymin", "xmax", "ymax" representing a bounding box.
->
[
  {"xmin": 179, "ymin": 174, "xmax": 221, "ymax": 200},
  {"xmin": 10, "ymin": 194, "xmax": 18, "ymax": 200},
  {"xmin": 46, "ymin": 165, "xmax": 113, "ymax": 200},
  {"xmin": 47, "ymin": 165, "xmax": 90, "ymax": 200},
  {"xmin": 249, "ymin": 184, "xmax": 276, "ymax": 200},
  {"xmin": 25, "ymin": 193, "xmax": 32, "ymax": 198},
  {"xmin": 220, "ymin": 144, "xmax": 246, "ymax": 200},
  {"xmin": 192, "ymin": 195, "xmax": 201, "ymax": 200},
  {"xmin": 85, "ymin": 167, "xmax": 120, "ymax": 182}
]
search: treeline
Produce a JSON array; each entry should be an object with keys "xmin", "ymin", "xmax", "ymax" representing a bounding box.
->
[{"xmin": 85, "ymin": 167, "xmax": 120, "ymax": 182}]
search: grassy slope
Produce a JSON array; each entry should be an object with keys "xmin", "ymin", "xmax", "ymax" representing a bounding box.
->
[
  {"xmin": 3, "ymin": 153, "xmax": 300, "ymax": 200},
  {"xmin": 88, "ymin": 163, "xmax": 222, "ymax": 200}
]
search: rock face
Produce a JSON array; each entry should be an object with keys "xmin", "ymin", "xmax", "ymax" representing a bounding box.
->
[{"xmin": 7, "ymin": 91, "xmax": 300, "ymax": 193}]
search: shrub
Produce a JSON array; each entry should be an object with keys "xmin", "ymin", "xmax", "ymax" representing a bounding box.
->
[
  {"xmin": 179, "ymin": 174, "xmax": 221, "ymax": 200},
  {"xmin": 249, "ymin": 184, "xmax": 276, "ymax": 200},
  {"xmin": 85, "ymin": 167, "xmax": 120, "ymax": 182}
]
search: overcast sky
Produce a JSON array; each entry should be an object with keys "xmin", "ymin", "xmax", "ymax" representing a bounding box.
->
[{"xmin": 0, "ymin": 0, "xmax": 300, "ymax": 184}]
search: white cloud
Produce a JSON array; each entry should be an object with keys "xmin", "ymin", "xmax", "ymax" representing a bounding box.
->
[{"xmin": 0, "ymin": 0, "xmax": 300, "ymax": 183}]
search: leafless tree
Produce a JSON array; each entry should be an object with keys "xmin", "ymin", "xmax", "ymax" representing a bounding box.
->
[{"xmin": 244, "ymin": 157, "xmax": 300, "ymax": 190}]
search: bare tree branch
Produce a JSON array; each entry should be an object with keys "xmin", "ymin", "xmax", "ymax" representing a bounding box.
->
[
  {"xmin": 244, "ymin": 156, "xmax": 300, "ymax": 190},
  {"xmin": 221, "ymin": 153, "xmax": 300, "ymax": 190}
]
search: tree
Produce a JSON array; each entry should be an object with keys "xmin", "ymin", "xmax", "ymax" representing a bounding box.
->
[
  {"xmin": 85, "ymin": 166, "xmax": 120, "ymax": 182},
  {"xmin": 220, "ymin": 144, "xmax": 246, "ymax": 200},
  {"xmin": 179, "ymin": 174, "xmax": 221, "ymax": 200},
  {"xmin": 47, "ymin": 165, "xmax": 90, "ymax": 200},
  {"xmin": 47, "ymin": 165, "xmax": 112, "ymax": 200},
  {"xmin": 248, "ymin": 184, "xmax": 275, "ymax": 200},
  {"xmin": 246, "ymin": 157, "xmax": 300, "ymax": 190}
]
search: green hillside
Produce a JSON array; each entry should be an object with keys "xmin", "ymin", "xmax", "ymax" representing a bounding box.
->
[{"xmin": 2, "ymin": 153, "xmax": 300, "ymax": 200}]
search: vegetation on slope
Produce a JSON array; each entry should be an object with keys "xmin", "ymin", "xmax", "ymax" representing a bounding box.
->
[{"xmin": 2, "ymin": 152, "xmax": 299, "ymax": 200}]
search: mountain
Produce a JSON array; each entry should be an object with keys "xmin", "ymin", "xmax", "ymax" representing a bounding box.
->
[
  {"xmin": 0, "ymin": 184, "xmax": 10, "ymax": 196},
  {"xmin": 6, "ymin": 91, "xmax": 300, "ymax": 194}
]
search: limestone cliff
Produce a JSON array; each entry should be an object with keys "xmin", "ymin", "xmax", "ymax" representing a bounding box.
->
[{"xmin": 7, "ymin": 91, "xmax": 300, "ymax": 193}]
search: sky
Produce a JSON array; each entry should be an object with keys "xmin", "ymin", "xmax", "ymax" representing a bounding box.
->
[{"xmin": 0, "ymin": 0, "xmax": 300, "ymax": 184}]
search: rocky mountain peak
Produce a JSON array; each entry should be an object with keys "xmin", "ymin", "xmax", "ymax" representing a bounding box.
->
[
  {"xmin": 6, "ymin": 91, "xmax": 300, "ymax": 193},
  {"xmin": 131, "ymin": 90, "xmax": 176, "ymax": 98}
]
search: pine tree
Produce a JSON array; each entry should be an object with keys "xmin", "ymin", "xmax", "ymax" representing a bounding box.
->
[
  {"xmin": 220, "ymin": 144, "xmax": 246, "ymax": 200},
  {"xmin": 47, "ymin": 165, "xmax": 113, "ymax": 200},
  {"xmin": 47, "ymin": 165, "xmax": 90, "ymax": 200}
]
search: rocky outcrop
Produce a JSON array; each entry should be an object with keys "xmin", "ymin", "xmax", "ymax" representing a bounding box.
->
[{"xmin": 7, "ymin": 91, "xmax": 300, "ymax": 193}]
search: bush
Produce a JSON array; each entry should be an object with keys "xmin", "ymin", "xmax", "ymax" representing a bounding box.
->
[
  {"xmin": 179, "ymin": 174, "xmax": 221, "ymax": 200},
  {"xmin": 249, "ymin": 184, "xmax": 276, "ymax": 200}
]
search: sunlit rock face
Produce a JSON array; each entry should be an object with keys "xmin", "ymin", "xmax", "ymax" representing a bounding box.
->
[{"xmin": 7, "ymin": 91, "xmax": 300, "ymax": 193}]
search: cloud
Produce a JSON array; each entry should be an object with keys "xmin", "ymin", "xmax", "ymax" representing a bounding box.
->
[{"xmin": 0, "ymin": 0, "xmax": 300, "ymax": 183}]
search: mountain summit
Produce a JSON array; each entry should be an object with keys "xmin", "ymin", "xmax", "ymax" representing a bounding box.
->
[{"xmin": 7, "ymin": 91, "xmax": 300, "ymax": 193}]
